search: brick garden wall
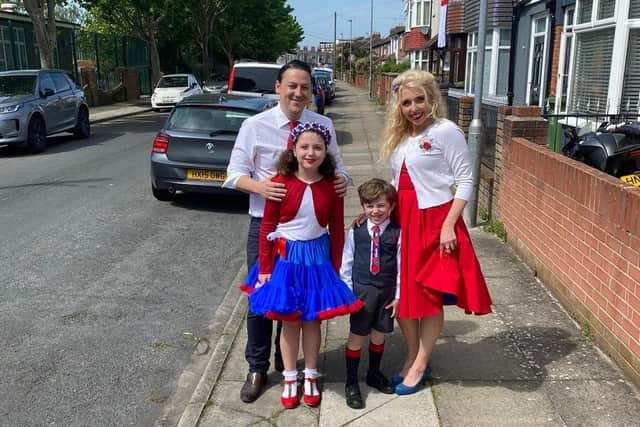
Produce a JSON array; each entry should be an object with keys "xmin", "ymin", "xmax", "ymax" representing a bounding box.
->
[{"xmin": 495, "ymin": 108, "xmax": 640, "ymax": 384}]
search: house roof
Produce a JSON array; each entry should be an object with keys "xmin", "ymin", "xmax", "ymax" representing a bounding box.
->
[
  {"xmin": 0, "ymin": 10, "xmax": 81, "ymax": 29},
  {"xmin": 389, "ymin": 25, "xmax": 405, "ymax": 36}
]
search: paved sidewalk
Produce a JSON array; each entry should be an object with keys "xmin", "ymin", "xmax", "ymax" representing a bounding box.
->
[
  {"xmin": 186, "ymin": 83, "xmax": 640, "ymax": 426},
  {"xmin": 89, "ymin": 96, "xmax": 153, "ymax": 124}
]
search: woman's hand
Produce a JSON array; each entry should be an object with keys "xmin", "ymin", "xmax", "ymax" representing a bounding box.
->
[
  {"xmin": 350, "ymin": 213, "xmax": 367, "ymax": 228},
  {"xmin": 257, "ymin": 274, "xmax": 271, "ymax": 288},
  {"xmin": 439, "ymin": 223, "xmax": 457, "ymax": 257},
  {"xmin": 385, "ymin": 299, "xmax": 399, "ymax": 318},
  {"xmin": 261, "ymin": 176, "xmax": 286, "ymax": 202},
  {"xmin": 334, "ymin": 174, "xmax": 348, "ymax": 197}
]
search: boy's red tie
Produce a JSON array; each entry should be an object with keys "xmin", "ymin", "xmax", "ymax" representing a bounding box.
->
[{"xmin": 371, "ymin": 225, "xmax": 380, "ymax": 275}]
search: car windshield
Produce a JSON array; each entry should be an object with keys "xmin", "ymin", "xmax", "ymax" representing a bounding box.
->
[
  {"xmin": 0, "ymin": 75, "xmax": 37, "ymax": 96},
  {"xmin": 314, "ymin": 71, "xmax": 332, "ymax": 81},
  {"xmin": 233, "ymin": 67, "xmax": 279, "ymax": 93},
  {"xmin": 157, "ymin": 76, "xmax": 189, "ymax": 88},
  {"xmin": 167, "ymin": 107, "xmax": 252, "ymax": 132}
]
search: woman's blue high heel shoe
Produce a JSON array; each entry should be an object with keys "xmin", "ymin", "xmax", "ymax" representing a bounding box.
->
[{"xmin": 394, "ymin": 364, "xmax": 432, "ymax": 395}]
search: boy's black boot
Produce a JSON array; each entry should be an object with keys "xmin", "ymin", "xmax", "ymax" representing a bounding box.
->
[
  {"xmin": 366, "ymin": 342, "xmax": 395, "ymax": 394},
  {"xmin": 345, "ymin": 347, "xmax": 364, "ymax": 409},
  {"xmin": 345, "ymin": 383, "xmax": 364, "ymax": 409}
]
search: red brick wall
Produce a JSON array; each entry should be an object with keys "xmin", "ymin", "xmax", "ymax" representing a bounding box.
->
[
  {"xmin": 548, "ymin": 25, "xmax": 563, "ymax": 97},
  {"xmin": 495, "ymin": 114, "xmax": 640, "ymax": 385}
]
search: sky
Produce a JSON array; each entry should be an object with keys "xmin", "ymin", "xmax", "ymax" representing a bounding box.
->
[{"xmin": 286, "ymin": 0, "xmax": 406, "ymax": 48}]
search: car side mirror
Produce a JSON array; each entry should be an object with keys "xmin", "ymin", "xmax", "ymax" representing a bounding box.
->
[{"xmin": 40, "ymin": 88, "xmax": 54, "ymax": 98}]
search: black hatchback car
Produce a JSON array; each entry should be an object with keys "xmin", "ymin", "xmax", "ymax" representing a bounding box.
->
[{"xmin": 150, "ymin": 94, "xmax": 277, "ymax": 201}]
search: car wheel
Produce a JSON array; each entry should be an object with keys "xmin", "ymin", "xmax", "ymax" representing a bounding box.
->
[
  {"xmin": 152, "ymin": 185, "xmax": 173, "ymax": 201},
  {"xmin": 73, "ymin": 108, "xmax": 91, "ymax": 139},
  {"xmin": 27, "ymin": 116, "xmax": 47, "ymax": 153}
]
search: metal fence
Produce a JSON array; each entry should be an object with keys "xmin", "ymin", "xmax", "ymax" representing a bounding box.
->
[{"xmin": 75, "ymin": 31, "xmax": 151, "ymax": 95}]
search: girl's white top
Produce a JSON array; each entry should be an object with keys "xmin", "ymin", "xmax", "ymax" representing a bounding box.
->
[
  {"xmin": 267, "ymin": 185, "xmax": 326, "ymax": 241},
  {"xmin": 389, "ymin": 118, "xmax": 474, "ymax": 209}
]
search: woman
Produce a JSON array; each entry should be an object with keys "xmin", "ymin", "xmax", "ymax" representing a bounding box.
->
[{"xmin": 379, "ymin": 70, "xmax": 492, "ymax": 395}]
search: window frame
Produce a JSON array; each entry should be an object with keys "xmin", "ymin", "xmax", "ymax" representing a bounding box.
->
[
  {"xmin": 13, "ymin": 27, "xmax": 28, "ymax": 69},
  {"xmin": 526, "ymin": 14, "xmax": 550, "ymax": 107},
  {"xmin": 566, "ymin": 0, "xmax": 640, "ymax": 114},
  {"xmin": 0, "ymin": 26, "xmax": 11, "ymax": 71},
  {"xmin": 464, "ymin": 28, "xmax": 510, "ymax": 102},
  {"xmin": 555, "ymin": 7, "xmax": 577, "ymax": 113}
]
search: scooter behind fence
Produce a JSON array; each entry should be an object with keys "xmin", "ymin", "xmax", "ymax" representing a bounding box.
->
[{"xmin": 562, "ymin": 121, "xmax": 640, "ymax": 187}]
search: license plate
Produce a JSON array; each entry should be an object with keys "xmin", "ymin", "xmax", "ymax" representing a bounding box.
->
[
  {"xmin": 187, "ymin": 169, "xmax": 226, "ymax": 182},
  {"xmin": 620, "ymin": 173, "xmax": 640, "ymax": 187}
]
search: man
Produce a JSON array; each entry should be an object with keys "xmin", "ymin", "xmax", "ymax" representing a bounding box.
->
[{"xmin": 223, "ymin": 60, "xmax": 351, "ymax": 403}]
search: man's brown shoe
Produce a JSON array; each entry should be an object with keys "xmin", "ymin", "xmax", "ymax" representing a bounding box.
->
[{"xmin": 240, "ymin": 372, "xmax": 266, "ymax": 403}]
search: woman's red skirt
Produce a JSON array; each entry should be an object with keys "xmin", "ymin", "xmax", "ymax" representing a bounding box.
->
[{"xmin": 396, "ymin": 164, "xmax": 492, "ymax": 319}]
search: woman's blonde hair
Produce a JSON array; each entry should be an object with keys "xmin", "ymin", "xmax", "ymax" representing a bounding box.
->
[{"xmin": 380, "ymin": 69, "xmax": 445, "ymax": 160}]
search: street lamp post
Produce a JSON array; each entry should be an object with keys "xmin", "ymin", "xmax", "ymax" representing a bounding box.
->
[{"xmin": 348, "ymin": 19, "xmax": 353, "ymax": 81}]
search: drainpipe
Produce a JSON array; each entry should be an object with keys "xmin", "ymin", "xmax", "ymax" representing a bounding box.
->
[{"xmin": 463, "ymin": 0, "xmax": 488, "ymax": 227}]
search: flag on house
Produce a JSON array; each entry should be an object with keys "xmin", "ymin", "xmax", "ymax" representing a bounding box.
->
[{"xmin": 438, "ymin": 0, "xmax": 448, "ymax": 48}]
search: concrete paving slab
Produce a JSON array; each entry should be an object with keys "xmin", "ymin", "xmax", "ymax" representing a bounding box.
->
[
  {"xmin": 319, "ymin": 382, "xmax": 439, "ymax": 427},
  {"xmin": 542, "ymin": 379, "xmax": 640, "ymax": 426},
  {"xmin": 432, "ymin": 381, "xmax": 562, "ymax": 426},
  {"xmin": 429, "ymin": 336, "xmax": 538, "ymax": 382},
  {"xmin": 441, "ymin": 308, "xmax": 508, "ymax": 338},
  {"xmin": 496, "ymin": 303, "xmax": 582, "ymax": 339},
  {"xmin": 321, "ymin": 337, "xmax": 406, "ymax": 383},
  {"xmin": 198, "ymin": 380, "xmax": 318, "ymax": 426},
  {"xmin": 514, "ymin": 336, "xmax": 622, "ymax": 380}
]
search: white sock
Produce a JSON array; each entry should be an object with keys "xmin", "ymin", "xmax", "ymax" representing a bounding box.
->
[
  {"xmin": 304, "ymin": 368, "xmax": 319, "ymax": 396},
  {"xmin": 282, "ymin": 370, "xmax": 298, "ymax": 398}
]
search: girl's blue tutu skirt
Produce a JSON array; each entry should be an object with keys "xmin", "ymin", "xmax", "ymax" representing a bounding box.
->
[{"xmin": 240, "ymin": 234, "xmax": 364, "ymax": 322}]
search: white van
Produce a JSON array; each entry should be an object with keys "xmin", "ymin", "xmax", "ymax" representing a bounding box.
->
[{"xmin": 227, "ymin": 62, "xmax": 281, "ymax": 100}]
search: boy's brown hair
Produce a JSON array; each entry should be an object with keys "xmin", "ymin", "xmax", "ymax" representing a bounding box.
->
[{"xmin": 357, "ymin": 178, "xmax": 397, "ymax": 206}]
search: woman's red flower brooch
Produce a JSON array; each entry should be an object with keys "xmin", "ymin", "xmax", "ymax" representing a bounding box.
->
[{"xmin": 420, "ymin": 138, "xmax": 432, "ymax": 152}]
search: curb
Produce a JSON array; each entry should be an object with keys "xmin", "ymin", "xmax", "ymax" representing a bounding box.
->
[
  {"xmin": 165, "ymin": 264, "xmax": 248, "ymax": 427},
  {"xmin": 89, "ymin": 107, "xmax": 155, "ymax": 125}
]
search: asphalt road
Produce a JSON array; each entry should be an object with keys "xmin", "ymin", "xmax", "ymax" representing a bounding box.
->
[{"xmin": 0, "ymin": 113, "xmax": 249, "ymax": 426}]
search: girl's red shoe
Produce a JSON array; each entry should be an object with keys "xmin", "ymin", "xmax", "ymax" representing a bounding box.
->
[
  {"xmin": 280, "ymin": 379, "xmax": 299, "ymax": 409},
  {"xmin": 303, "ymin": 377, "xmax": 321, "ymax": 407}
]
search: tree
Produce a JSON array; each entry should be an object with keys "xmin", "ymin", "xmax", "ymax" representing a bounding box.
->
[
  {"xmin": 186, "ymin": 0, "xmax": 226, "ymax": 81},
  {"xmin": 23, "ymin": 0, "xmax": 58, "ymax": 68},
  {"xmin": 212, "ymin": 0, "xmax": 302, "ymax": 67},
  {"xmin": 82, "ymin": 0, "xmax": 173, "ymax": 86}
]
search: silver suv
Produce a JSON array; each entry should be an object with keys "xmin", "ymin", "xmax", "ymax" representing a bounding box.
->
[{"xmin": 0, "ymin": 69, "xmax": 90, "ymax": 153}]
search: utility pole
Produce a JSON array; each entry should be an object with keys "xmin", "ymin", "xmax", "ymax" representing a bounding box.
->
[
  {"xmin": 334, "ymin": 12, "xmax": 337, "ymax": 79},
  {"xmin": 369, "ymin": 0, "xmax": 373, "ymax": 99},
  {"xmin": 348, "ymin": 19, "xmax": 353, "ymax": 81},
  {"xmin": 463, "ymin": 0, "xmax": 488, "ymax": 227}
]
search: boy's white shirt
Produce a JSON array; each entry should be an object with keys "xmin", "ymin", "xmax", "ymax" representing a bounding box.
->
[{"xmin": 340, "ymin": 217, "xmax": 401, "ymax": 299}]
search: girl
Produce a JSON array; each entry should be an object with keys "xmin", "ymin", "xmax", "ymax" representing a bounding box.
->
[
  {"xmin": 240, "ymin": 122, "xmax": 363, "ymax": 409},
  {"xmin": 380, "ymin": 70, "xmax": 493, "ymax": 395}
]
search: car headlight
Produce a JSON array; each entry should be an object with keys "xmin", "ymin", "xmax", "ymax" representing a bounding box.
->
[{"xmin": 0, "ymin": 104, "xmax": 23, "ymax": 113}]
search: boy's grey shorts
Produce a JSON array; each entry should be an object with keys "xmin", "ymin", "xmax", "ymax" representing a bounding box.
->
[{"xmin": 350, "ymin": 283, "xmax": 395, "ymax": 336}]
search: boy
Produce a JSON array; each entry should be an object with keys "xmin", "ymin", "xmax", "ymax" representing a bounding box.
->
[{"xmin": 340, "ymin": 178, "xmax": 400, "ymax": 409}]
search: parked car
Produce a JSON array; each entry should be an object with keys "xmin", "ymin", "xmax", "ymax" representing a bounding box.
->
[
  {"xmin": 150, "ymin": 94, "xmax": 278, "ymax": 201},
  {"xmin": 0, "ymin": 69, "xmax": 90, "ymax": 153},
  {"xmin": 227, "ymin": 62, "xmax": 281, "ymax": 99},
  {"xmin": 151, "ymin": 74, "xmax": 203, "ymax": 111},
  {"xmin": 312, "ymin": 68, "xmax": 335, "ymax": 100}
]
